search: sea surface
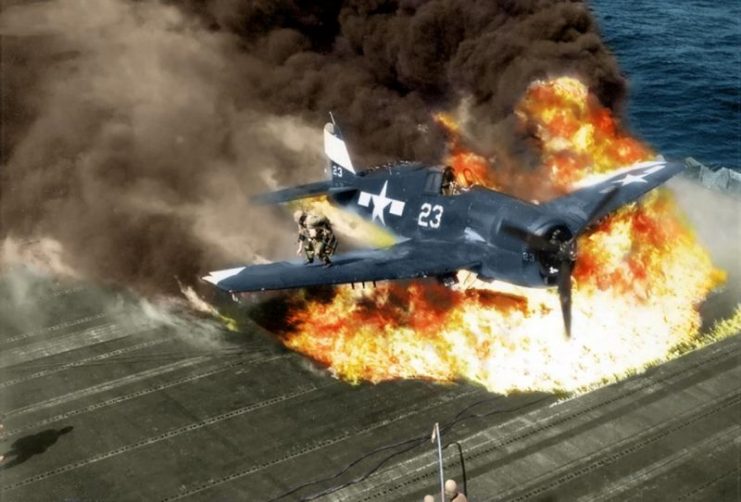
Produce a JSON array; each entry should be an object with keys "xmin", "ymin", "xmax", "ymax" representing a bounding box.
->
[{"xmin": 589, "ymin": 0, "xmax": 739, "ymax": 169}]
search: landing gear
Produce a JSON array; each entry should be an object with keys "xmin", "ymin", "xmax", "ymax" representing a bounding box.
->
[{"xmin": 438, "ymin": 273, "xmax": 459, "ymax": 289}]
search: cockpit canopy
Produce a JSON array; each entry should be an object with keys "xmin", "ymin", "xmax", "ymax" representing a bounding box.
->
[{"xmin": 424, "ymin": 166, "xmax": 464, "ymax": 196}]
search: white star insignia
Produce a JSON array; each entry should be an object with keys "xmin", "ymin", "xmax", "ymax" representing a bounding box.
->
[
  {"xmin": 597, "ymin": 160, "xmax": 667, "ymax": 193},
  {"xmin": 357, "ymin": 181, "xmax": 405, "ymax": 226},
  {"xmin": 614, "ymin": 173, "xmax": 649, "ymax": 186},
  {"xmin": 612, "ymin": 161, "xmax": 666, "ymax": 187},
  {"xmin": 370, "ymin": 181, "xmax": 393, "ymax": 224}
]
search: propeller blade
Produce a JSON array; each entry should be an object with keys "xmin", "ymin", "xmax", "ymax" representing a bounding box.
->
[
  {"xmin": 501, "ymin": 223, "xmax": 559, "ymax": 253},
  {"xmin": 578, "ymin": 186, "xmax": 620, "ymax": 233},
  {"xmin": 557, "ymin": 259, "xmax": 573, "ymax": 337}
]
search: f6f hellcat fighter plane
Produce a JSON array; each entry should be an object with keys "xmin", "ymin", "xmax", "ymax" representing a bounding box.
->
[{"xmin": 203, "ymin": 117, "xmax": 685, "ymax": 336}]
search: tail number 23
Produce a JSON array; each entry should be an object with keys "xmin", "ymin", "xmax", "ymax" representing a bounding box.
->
[{"xmin": 418, "ymin": 203, "xmax": 444, "ymax": 228}]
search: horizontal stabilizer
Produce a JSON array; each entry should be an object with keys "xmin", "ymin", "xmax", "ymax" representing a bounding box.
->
[{"xmin": 251, "ymin": 181, "xmax": 357, "ymax": 205}]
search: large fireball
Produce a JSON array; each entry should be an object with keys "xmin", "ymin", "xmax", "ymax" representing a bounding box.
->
[{"xmin": 276, "ymin": 77, "xmax": 728, "ymax": 394}]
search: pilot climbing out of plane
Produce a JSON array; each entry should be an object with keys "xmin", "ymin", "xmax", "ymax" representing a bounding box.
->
[
  {"xmin": 306, "ymin": 212, "xmax": 337, "ymax": 267},
  {"xmin": 294, "ymin": 210, "xmax": 337, "ymax": 266},
  {"xmin": 294, "ymin": 210, "xmax": 315, "ymax": 264}
]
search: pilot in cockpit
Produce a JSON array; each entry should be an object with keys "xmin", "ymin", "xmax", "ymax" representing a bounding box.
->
[{"xmin": 441, "ymin": 166, "xmax": 462, "ymax": 196}]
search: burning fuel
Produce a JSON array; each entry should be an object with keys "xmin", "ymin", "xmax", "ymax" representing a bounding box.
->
[{"xmin": 260, "ymin": 77, "xmax": 733, "ymax": 395}]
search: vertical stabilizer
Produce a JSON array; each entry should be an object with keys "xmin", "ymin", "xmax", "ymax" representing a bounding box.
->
[{"xmin": 324, "ymin": 115, "xmax": 355, "ymax": 183}]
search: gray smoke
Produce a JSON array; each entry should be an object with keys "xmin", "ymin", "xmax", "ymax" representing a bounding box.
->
[
  {"xmin": 0, "ymin": 0, "xmax": 624, "ymax": 294},
  {"xmin": 667, "ymin": 178, "xmax": 741, "ymax": 326}
]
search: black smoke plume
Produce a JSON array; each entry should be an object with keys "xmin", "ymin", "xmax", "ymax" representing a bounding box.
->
[{"xmin": 0, "ymin": 0, "xmax": 624, "ymax": 294}]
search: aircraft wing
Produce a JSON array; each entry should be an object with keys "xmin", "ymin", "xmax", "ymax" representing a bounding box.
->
[
  {"xmin": 202, "ymin": 240, "xmax": 485, "ymax": 293},
  {"xmin": 545, "ymin": 158, "xmax": 686, "ymax": 229}
]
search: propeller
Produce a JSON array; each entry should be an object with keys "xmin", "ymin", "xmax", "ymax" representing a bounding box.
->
[{"xmin": 501, "ymin": 187, "xmax": 619, "ymax": 337}]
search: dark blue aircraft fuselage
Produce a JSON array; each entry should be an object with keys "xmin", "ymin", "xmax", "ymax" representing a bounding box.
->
[
  {"xmin": 209, "ymin": 124, "xmax": 682, "ymax": 336},
  {"xmin": 329, "ymin": 163, "xmax": 560, "ymax": 288}
]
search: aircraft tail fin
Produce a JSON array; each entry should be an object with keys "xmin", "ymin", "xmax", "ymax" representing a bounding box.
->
[
  {"xmin": 250, "ymin": 115, "xmax": 359, "ymax": 205},
  {"xmin": 324, "ymin": 114, "xmax": 356, "ymax": 184}
]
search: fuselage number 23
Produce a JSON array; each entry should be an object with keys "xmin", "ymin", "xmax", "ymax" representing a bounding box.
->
[{"xmin": 418, "ymin": 203, "xmax": 444, "ymax": 228}]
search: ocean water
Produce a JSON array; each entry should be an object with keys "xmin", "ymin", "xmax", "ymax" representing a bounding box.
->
[{"xmin": 589, "ymin": 0, "xmax": 740, "ymax": 169}]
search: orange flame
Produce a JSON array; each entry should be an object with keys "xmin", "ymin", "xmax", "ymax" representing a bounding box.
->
[
  {"xmin": 517, "ymin": 77, "xmax": 653, "ymax": 189},
  {"xmin": 274, "ymin": 77, "xmax": 726, "ymax": 394},
  {"xmin": 434, "ymin": 113, "xmax": 495, "ymax": 189}
]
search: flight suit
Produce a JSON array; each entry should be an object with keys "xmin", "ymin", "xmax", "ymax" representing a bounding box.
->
[
  {"xmin": 297, "ymin": 222, "xmax": 315, "ymax": 263},
  {"xmin": 306, "ymin": 215, "xmax": 337, "ymax": 265}
]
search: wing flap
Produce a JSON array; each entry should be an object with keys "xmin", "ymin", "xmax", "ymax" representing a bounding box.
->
[{"xmin": 203, "ymin": 240, "xmax": 484, "ymax": 293}]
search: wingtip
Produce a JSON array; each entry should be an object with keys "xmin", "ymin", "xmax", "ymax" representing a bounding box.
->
[
  {"xmin": 201, "ymin": 274, "xmax": 219, "ymax": 286},
  {"xmin": 201, "ymin": 267, "xmax": 246, "ymax": 288}
]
